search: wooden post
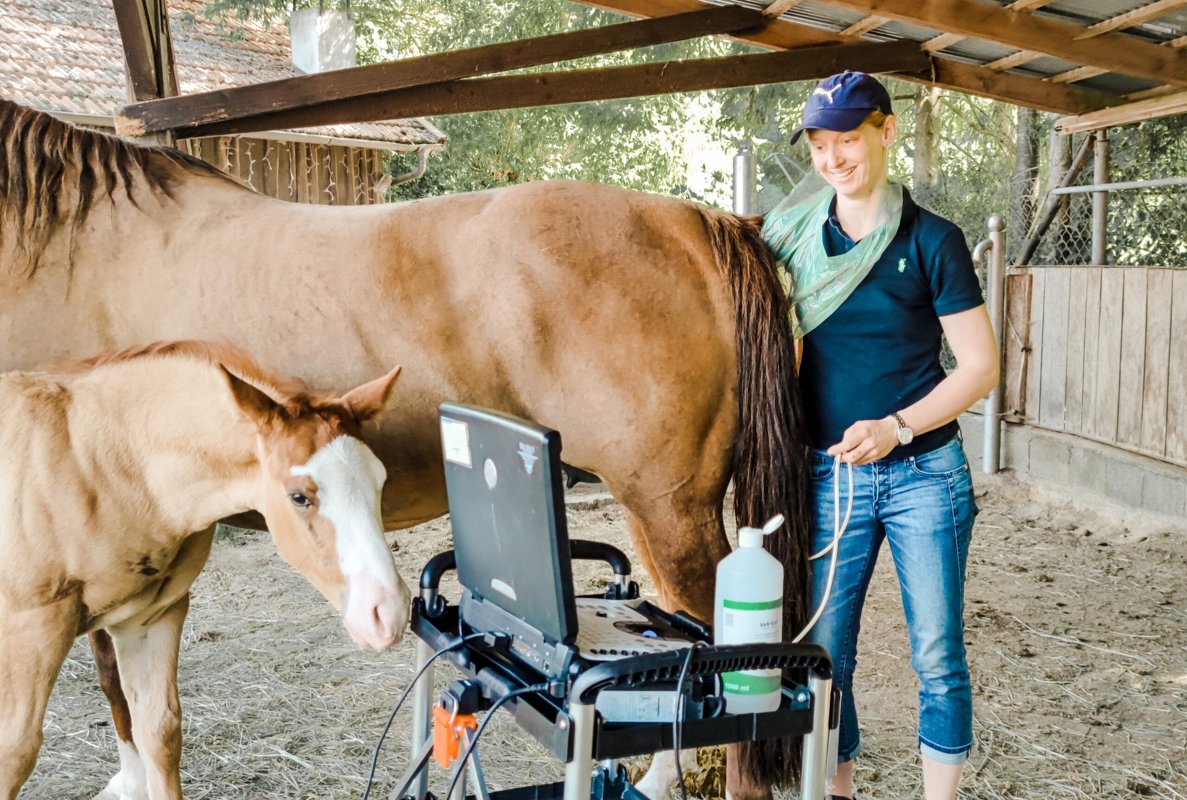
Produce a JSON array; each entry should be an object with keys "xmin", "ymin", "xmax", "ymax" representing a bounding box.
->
[{"xmin": 1092, "ymin": 129, "xmax": 1109, "ymax": 265}]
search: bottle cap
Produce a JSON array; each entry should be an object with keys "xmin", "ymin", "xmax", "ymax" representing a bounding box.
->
[{"xmin": 737, "ymin": 514, "xmax": 785, "ymax": 548}]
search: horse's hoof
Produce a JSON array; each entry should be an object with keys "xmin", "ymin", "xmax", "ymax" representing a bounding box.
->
[{"xmin": 92, "ymin": 768, "xmax": 149, "ymax": 800}]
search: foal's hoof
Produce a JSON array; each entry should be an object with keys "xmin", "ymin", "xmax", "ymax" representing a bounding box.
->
[{"xmin": 92, "ymin": 770, "xmax": 149, "ymax": 800}]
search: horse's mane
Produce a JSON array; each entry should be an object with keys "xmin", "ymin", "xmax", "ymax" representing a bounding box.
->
[
  {"xmin": 49, "ymin": 340, "xmax": 353, "ymax": 424},
  {"xmin": 0, "ymin": 97, "xmax": 234, "ymax": 277}
]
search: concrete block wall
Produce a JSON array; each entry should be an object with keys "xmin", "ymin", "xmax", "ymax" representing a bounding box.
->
[{"xmin": 959, "ymin": 412, "xmax": 1187, "ymax": 524}]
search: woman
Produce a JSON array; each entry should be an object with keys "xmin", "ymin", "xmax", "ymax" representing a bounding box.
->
[{"xmin": 763, "ymin": 71, "xmax": 999, "ymax": 800}]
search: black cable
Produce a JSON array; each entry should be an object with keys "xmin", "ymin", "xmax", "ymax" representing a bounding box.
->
[
  {"xmin": 361, "ymin": 632, "xmax": 486, "ymax": 800},
  {"xmin": 442, "ymin": 684, "xmax": 551, "ymax": 800},
  {"xmin": 671, "ymin": 642, "xmax": 703, "ymax": 800}
]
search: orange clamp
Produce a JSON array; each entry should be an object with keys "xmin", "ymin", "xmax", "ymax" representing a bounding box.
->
[{"xmin": 433, "ymin": 704, "xmax": 478, "ymax": 768}]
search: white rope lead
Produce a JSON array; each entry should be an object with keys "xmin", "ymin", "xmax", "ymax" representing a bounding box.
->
[{"xmin": 792, "ymin": 455, "xmax": 853, "ymax": 643}]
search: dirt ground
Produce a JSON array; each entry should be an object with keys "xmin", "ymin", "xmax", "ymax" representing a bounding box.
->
[{"xmin": 21, "ymin": 472, "xmax": 1187, "ymax": 800}]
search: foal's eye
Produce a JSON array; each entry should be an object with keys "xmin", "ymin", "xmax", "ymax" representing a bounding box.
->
[{"xmin": 290, "ymin": 492, "xmax": 313, "ymax": 508}]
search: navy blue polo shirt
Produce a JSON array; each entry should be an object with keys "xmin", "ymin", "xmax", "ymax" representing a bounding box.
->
[{"xmin": 799, "ymin": 188, "xmax": 984, "ymax": 458}]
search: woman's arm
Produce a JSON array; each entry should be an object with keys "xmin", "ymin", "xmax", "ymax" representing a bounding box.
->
[{"xmin": 827, "ymin": 304, "xmax": 999, "ymax": 464}]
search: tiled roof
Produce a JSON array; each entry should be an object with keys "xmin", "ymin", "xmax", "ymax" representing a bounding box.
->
[{"xmin": 0, "ymin": 0, "xmax": 446, "ymax": 149}]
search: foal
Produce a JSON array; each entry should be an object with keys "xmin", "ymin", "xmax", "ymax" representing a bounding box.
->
[{"xmin": 0, "ymin": 341, "xmax": 410, "ymax": 800}]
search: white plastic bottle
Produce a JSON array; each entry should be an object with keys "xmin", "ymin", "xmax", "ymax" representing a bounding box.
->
[{"xmin": 714, "ymin": 514, "xmax": 785, "ymax": 714}]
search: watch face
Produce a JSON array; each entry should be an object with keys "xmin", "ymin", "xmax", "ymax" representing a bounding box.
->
[{"xmin": 897, "ymin": 425, "xmax": 913, "ymax": 445}]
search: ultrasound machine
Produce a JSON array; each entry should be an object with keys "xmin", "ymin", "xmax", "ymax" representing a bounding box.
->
[{"xmin": 390, "ymin": 403, "xmax": 835, "ymax": 800}]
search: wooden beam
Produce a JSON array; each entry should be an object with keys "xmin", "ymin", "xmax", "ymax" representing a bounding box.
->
[
  {"xmin": 111, "ymin": 0, "xmax": 178, "ymax": 101},
  {"xmin": 812, "ymin": 0, "xmax": 1187, "ymax": 86},
  {"xmin": 118, "ymin": 4, "xmax": 766, "ymax": 136},
  {"xmin": 1074, "ymin": 0, "xmax": 1187, "ymax": 41},
  {"xmin": 582, "ymin": 0, "xmax": 839, "ymax": 47},
  {"xmin": 921, "ymin": 32, "xmax": 964, "ymax": 52},
  {"xmin": 1127, "ymin": 83, "xmax": 1181, "ymax": 100},
  {"xmin": 764, "ymin": 0, "xmax": 807, "ymax": 17},
  {"xmin": 841, "ymin": 16, "xmax": 888, "ymax": 37},
  {"xmin": 914, "ymin": 1, "xmax": 1058, "ymax": 62},
  {"xmin": 167, "ymin": 41, "xmax": 929, "ymax": 139},
  {"xmin": 985, "ymin": 50, "xmax": 1041, "ymax": 71},
  {"xmin": 934, "ymin": 59, "xmax": 1117, "ymax": 115},
  {"xmin": 1055, "ymin": 89, "xmax": 1187, "ymax": 132},
  {"xmin": 1050, "ymin": 66, "xmax": 1106, "ymax": 84}
]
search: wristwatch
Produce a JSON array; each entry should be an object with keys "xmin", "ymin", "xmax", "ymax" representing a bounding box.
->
[{"xmin": 893, "ymin": 412, "xmax": 914, "ymax": 446}]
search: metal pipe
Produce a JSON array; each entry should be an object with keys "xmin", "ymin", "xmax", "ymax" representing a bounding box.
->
[
  {"xmin": 971, "ymin": 238, "xmax": 993, "ymax": 270},
  {"xmin": 408, "ymin": 636, "xmax": 436, "ymax": 800},
  {"xmin": 563, "ymin": 704, "xmax": 595, "ymax": 800},
  {"xmin": 1092, "ymin": 130, "xmax": 1109, "ymax": 265},
  {"xmin": 1050, "ymin": 175, "xmax": 1187, "ymax": 195},
  {"xmin": 800, "ymin": 674, "xmax": 833, "ymax": 800},
  {"xmin": 733, "ymin": 145, "xmax": 757, "ymax": 215},
  {"xmin": 981, "ymin": 215, "xmax": 1007, "ymax": 474}
]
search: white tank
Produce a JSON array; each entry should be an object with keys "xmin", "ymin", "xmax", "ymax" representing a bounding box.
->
[{"xmin": 714, "ymin": 514, "xmax": 785, "ymax": 714}]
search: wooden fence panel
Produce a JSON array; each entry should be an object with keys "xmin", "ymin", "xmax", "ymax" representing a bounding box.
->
[
  {"xmin": 1039, "ymin": 269, "xmax": 1069, "ymax": 428},
  {"xmin": 1023, "ymin": 266, "xmax": 1184, "ymax": 468},
  {"xmin": 1141, "ymin": 270, "xmax": 1173, "ymax": 457},
  {"xmin": 1063, "ymin": 268, "xmax": 1087, "ymax": 431},
  {"xmin": 1093, "ymin": 269, "xmax": 1124, "ymax": 442},
  {"xmin": 1004, "ymin": 273, "xmax": 1033, "ymax": 420},
  {"xmin": 1116, "ymin": 270, "xmax": 1148, "ymax": 448},
  {"xmin": 1167, "ymin": 270, "xmax": 1187, "ymax": 462},
  {"xmin": 1025, "ymin": 269, "xmax": 1045, "ymax": 423},
  {"xmin": 1080, "ymin": 268, "xmax": 1103, "ymax": 439}
]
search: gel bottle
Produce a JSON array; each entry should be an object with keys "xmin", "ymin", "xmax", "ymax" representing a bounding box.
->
[{"xmin": 714, "ymin": 514, "xmax": 785, "ymax": 714}]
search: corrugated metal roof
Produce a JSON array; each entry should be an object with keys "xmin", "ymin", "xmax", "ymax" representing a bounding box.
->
[{"xmin": 0, "ymin": 0, "xmax": 447, "ymax": 149}]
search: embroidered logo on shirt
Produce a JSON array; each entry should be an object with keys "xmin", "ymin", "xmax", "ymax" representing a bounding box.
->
[{"xmin": 898, "ymin": 258, "xmax": 907, "ymax": 273}]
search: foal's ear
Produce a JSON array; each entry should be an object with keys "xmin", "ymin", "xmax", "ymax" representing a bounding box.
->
[
  {"xmin": 339, "ymin": 365, "xmax": 402, "ymax": 425},
  {"xmin": 219, "ymin": 365, "xmax": 282, "ymax": 424}
]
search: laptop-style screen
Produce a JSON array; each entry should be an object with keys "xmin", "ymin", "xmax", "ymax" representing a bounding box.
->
[{"xmin": 439, "ymin": 403, "xmax": 578, "ymax": 646}]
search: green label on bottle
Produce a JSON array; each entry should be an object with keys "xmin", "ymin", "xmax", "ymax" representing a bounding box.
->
[
  {"xmin": 723, "ymin": 671, "xmax": 782, "ymax": 695},
  {"xmin": 721, "ymin": 598, "xmax": 781, "ymax": 611}
]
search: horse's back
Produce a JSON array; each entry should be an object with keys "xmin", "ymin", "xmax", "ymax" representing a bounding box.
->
[{"xmin": 375, "ymin": 181, "xmax": 739, "ymax": 488}]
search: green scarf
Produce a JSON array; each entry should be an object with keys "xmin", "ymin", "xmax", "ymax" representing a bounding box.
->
[{"xmin": 762, "ymin": 179, "xmax": 904, "ymax": 338}]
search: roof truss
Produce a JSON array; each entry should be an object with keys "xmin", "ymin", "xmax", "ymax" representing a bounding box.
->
[
  {"xmin": 114, "ymin": 0, "xmax": 1187, "ymax": 139},
  {"xmin": 122, "ymin": 39, "xmax": 928, "ymax": 139}
]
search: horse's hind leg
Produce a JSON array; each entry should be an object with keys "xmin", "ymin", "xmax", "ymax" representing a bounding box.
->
[
  {"xmin": 90, "ymin": 629, "xmax": 148, "ymax": 800},
  {"xmin": 0, "ymin": 599, "xmax": 77, "ymax": 799},
  {"xmin": 106, "ymin": 595, "xmax": 190, "ymax": 800},
  {"xmin": 623, "ymin": 495, "xmax": 775, "ymax": 800},
  {"xmin": 619, "ymin": 493, "xmax": 732, "ymax": 800}
]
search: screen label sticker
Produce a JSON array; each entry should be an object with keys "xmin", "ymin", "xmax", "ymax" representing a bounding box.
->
[{"xmin": 441, "ymin": 417, "xmax": 472, "ymax": 467}]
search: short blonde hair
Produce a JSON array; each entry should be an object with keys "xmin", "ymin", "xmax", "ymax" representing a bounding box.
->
[{"xmin": 864, "ymin": 110, "xmax": 889, "ymax": 129}]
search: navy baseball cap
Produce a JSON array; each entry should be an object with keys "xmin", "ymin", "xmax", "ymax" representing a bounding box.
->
[{"xmin": 789, "ymin": 71, "xmax": 893, "ymax": 144}]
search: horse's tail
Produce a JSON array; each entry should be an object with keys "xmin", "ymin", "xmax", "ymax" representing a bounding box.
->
[{"xmin": 700, "ymin": 206, "xmax": 812, "ymax": 787}]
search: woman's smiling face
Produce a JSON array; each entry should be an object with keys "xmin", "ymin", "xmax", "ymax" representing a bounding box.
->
[{"xmin": 807, "ymin": 116, "xmax": 897, "ymax": 201}]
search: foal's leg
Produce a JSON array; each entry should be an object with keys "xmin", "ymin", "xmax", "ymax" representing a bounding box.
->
[
  {"xmin": 91, "ymin": 629, "xmax": 148, "ymax": 800},
  {"xmin": 0, "ymin": 599, "xmax": 78, "ymax": 799},
  {"xmin": 93, "ymin": 527, "xmax": 213, "ymax": 800},
  {"xmin": 107, "ymin": 595, "xmax": 190, "ymax": 800}
]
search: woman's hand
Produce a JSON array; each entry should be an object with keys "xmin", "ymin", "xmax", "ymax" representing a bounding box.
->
[{"xmin": 827, "ymin": 416, "xmax": 899, "ymax": 465}]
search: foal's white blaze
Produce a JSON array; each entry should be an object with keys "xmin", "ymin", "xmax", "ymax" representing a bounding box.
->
[{"xmin": 291, "ymin": 435, "xmax": 409, "ymax": 650}]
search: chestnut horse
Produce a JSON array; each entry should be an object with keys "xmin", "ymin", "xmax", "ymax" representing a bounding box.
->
[
  {"xmin": 0, "ymin": 339, "xmax": 407, "ymax": 799},
  {"xmin": 0, "ymin": 97, "xmax": 809, "ymax": 798}
]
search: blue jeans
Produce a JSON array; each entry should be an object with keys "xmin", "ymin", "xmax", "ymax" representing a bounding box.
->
[{"xmin": 807, "ymin": 436, "xmax": 977, "ymax": 765}]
